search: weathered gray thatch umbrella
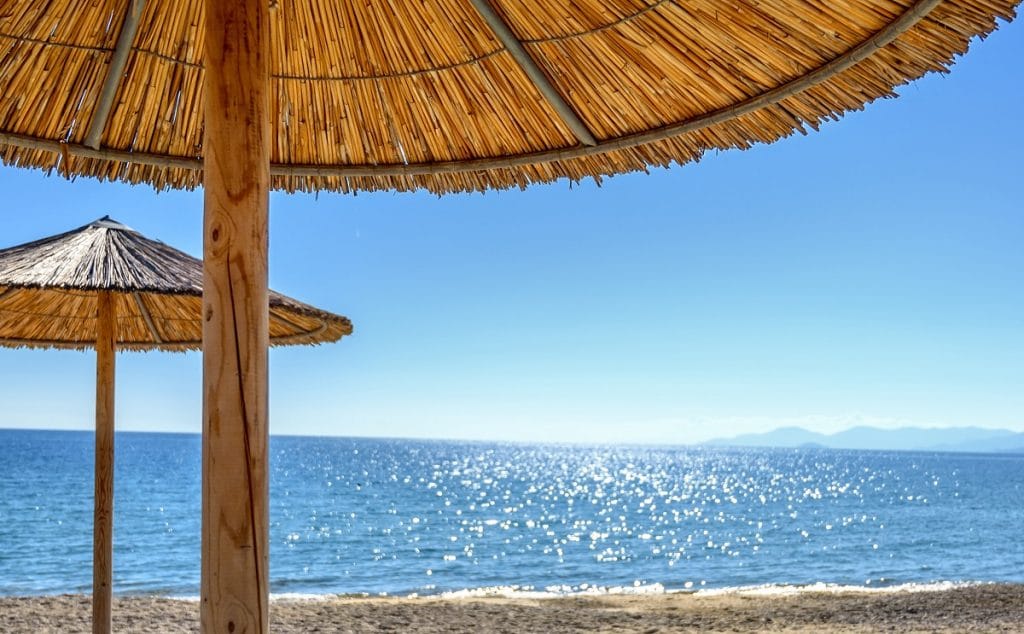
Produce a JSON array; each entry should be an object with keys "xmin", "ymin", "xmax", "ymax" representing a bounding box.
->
[
  {"xmin": 0, "ymin": 216, "xmax": 352, "ymax": 632},
  {"xmin": 0, "ymin": 0, "xmax": 1017, "ymax": 631}
]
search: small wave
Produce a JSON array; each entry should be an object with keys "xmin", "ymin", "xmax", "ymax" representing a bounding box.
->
[
  {"xmin": 694, "ymin": 580, "xmax": 986, "ymax": 597},
  {"xmin": 271, "ymin": 592, "xmax": 370, "ymax": 602},
  {"xmin": 440, "ymin": 582, "xmax": 668, "ymax": 599},
  {"xmin": 170, "ymin": 592, "xmax": 374, "ymax": 603},
  {"xmin": 439, "ymin": 586, "xmax": 554, "ymax": 599}
]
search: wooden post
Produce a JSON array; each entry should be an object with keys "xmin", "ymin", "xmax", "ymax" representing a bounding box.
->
[
  {"xmin": 93, "ymin": 291, "xmax": 116, "ymax": 634},
  {"xmin": 201, "ymin": 0, "xmax": 270, "ymax": 632}
]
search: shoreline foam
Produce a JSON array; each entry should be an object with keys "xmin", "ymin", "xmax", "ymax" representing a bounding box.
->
[
  {"xmin": 138, "ymin": 579, "xmax": 998, "ymax": 602},
  {"xmin": 3, "ymin": 583, "xmax": 1022, "ymax": 633}
]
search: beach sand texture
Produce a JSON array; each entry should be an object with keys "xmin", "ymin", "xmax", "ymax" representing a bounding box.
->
[{"xmin": 1, "ymin": 584, "xmax": 1022, "ymax": 633}]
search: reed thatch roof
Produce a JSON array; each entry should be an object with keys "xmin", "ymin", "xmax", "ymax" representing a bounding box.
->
[
  {"xmin": 0, "ymin": 217, "xmax": 353, "ymax": 351},
  {"xmin": 0, "ymin": 0, "xmax": 1016, "ymax": 194}
]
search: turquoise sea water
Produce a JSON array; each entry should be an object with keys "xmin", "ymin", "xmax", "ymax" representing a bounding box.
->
[{"xmin": 0, "ymin": 429, "xmax": 1021, "ymax": 597}]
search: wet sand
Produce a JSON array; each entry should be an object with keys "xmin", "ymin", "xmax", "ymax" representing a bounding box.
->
[{"xmin": 2, "ymin": 584, "xmax": 1022, "ymax": 633}]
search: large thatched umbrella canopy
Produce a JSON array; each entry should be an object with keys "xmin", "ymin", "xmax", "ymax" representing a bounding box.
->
[
  {"xmin": 0, "ymin": 0, "xmax": 1016, "ymax": 192},
  {"xmin": 0, "ymin": 216, "xmax": 352, "ymax": 633},
  {"xmin": 0, "ymin": 1, "xmax": 1017, "ymax": 632}
]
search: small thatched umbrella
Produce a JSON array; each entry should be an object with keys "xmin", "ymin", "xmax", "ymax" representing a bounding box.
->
[
  {"xmin": 0, "ymin": 216, "xmax": 352, "ymax": 632},
  {"xmin": 0, "ymin": 1, "xmax": 1017, "ymax": 631}
]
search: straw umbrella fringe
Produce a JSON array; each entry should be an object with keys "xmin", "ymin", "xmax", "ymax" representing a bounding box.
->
[
  {"xmin": 0, "ymin": 217, "xmax": 352, "ymax": 633},
  {"xmin": 0, "ymin": 0, "xmax": 1017, "ymax": 632}
]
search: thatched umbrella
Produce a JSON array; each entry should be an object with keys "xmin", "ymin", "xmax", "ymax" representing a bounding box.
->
[
  {"xmin": 0, "ymin": 216, "xmax": 352, "ymax": 632},
  {"xmin": 0, "ymin": 0, "xmax": 1017, "ymax": 631}
]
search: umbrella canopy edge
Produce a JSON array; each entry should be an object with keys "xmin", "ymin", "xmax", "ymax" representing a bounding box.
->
[{"xmin": 0, "ymin": 287, "xmax": 352, "ymax": 351}]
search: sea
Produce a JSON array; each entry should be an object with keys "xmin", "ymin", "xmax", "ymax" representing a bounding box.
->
[{"xmin": 0, "ymin": 429, "xmax": 1022, "ymax": 598}]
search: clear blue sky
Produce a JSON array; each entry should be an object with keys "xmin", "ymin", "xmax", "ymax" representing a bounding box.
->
[{"xmin": 1, "ymin": 19, "xmax": 1021, "ymax": 444}]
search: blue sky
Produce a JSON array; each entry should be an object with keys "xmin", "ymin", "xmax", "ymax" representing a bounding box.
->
[{"xmin": 1, "ymin": 18, "xmax": 1021, "ymax": 444}]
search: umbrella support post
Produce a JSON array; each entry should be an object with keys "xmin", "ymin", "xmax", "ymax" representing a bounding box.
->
[
  {"xmin": 201, "ymin": 0, "xmax": 271, "ymax": 632},
  {"xmin": 93, "ymin": 292, "xmax": 116, "ymax": 634}
]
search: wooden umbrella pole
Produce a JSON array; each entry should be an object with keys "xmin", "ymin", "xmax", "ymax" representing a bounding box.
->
[
  {"xmin": 93, "ymin": 291, "xmax": 116, "ymax": 634},
  {"xmin": 201, "ymin": 0, "xmax": 271, "ymax": 632}
]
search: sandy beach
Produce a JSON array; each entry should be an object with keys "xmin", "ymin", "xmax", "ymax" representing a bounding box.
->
[{"xmin": 2, "ymin": 584, "xmax": 1022, "ymax": 633}]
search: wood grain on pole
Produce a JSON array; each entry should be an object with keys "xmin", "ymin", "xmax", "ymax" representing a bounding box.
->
[
  {"xmin": 201, "ymin": 0, "xmax": 271, "ymax": 632},
  {"xmin": 92, "ymin": 291, "xmax": 116, "ymax": 634}
]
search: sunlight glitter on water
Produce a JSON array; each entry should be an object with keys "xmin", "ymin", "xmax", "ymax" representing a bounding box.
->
[
  {"xmin": 1, "ymin": 431, "xmax": 1022, "ymax": 596},
  {"xmin": 264, "ymin": 440, "xmax": 1022, "ymax": 595}
]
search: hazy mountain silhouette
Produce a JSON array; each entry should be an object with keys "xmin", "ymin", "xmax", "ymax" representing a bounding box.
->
[{"xmin": 704, "ymin": 425, "xmax": 1024, "ymax": 453}]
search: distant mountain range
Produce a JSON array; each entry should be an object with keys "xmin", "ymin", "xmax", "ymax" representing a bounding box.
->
[{"xmin": 703, "ymin": 425, "xmax": 1024, "ymax": 454}]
